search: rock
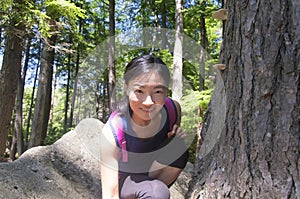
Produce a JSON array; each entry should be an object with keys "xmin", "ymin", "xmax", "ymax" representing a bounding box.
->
[
  {"xmin": 170, "ymin": 162, "xmax": 194, "ymax": 199},
  {"xmin": 0, "ymin": 118, "xmax": 103, "ymax": 199},
  {"xmin": 0, "ymin": 118, "xmax": 192, "ymax": 199}
]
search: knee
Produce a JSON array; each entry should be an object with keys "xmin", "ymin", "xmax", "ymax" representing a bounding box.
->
[{"xmin": 150, "ymin": 179, "xmax": 170, "ymax": 199}]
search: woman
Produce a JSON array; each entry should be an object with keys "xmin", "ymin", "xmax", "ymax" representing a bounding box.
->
[{"xmin": 100, "ymin": 55, "xmax": 188, "ymax": 199}]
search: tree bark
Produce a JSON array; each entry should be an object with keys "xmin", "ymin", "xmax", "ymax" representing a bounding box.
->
[
  {"xmin": 48, "ymin": 65, "xmax": 57, "ymax": 137},
  {"xmin": 28, "ymin": 35, "xmax": 56, "ymax": 148},
  {"xmin": 0, "ymin": 20, "xmax": 2, "ymax": 47},
  {"xmin": 11, "ymin": 37, "xmax": 32, "ymax": 159},
  {"xmin": 64, "ymin": 50, "xmax": 71, "ymax": 132},
  {"xmin": 108, "ymin": 0, "xmax": 116, "ymax": 112},
  {"xmin": 187, "ymin": 0, "xmax": 300, "ymax": 198},
  {"xmin": 70, "ymin": 17, "xmax": 82, "ymax": 128},
  {"xmin": 0, "ymin": 0, "xmax": 25, "ymax": 161},
  {"xmin": 199, "ymin": 1, "xmax": 208, "ymax": 91},
  {"xmin": 25, "ymin": 43, "xmax": 40, "ymax": 149},
  {"xmin": 161, "ymin": 0, "xmax": 167, "ymax": 49},
  {"xmin": 172, "ymin": 0, "xmax": 183, "ymax": 101}
]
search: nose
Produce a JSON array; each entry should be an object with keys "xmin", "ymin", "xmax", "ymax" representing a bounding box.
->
[{"xmin": 143, "ymin": 95, "xmax": 154, "ymax": 105}]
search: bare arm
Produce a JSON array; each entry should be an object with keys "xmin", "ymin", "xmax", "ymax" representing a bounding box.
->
[
  {"xmin": 149, "ymin": 100, "xmax": 186, "ymax": 186},
  {"xmin": 100, "ymin": 123, "xmax": 120, "ymax": 199},
  {"xmin": 149, "ymin": 161, "xmax": 182, "ymax": 186}
]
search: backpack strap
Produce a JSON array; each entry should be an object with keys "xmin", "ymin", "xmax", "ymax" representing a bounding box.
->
[
  {"xmin": 109, "ymin": 111, "xmax": 128, "ymax": 162},
  {"xmin": 164, "ymin": 97, "xmax": 178, "ymax": 131}
]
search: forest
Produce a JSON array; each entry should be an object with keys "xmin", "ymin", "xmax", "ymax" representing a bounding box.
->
[
  {"xmin": 0, "ymin": 0, "xmax": 222, "ymax": 162},
  {"xmin": 1, "ymin": 0, "xmax": 300, "ymax": 198}
]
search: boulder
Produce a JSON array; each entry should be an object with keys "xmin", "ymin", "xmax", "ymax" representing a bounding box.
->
[
  {"xmin": 0, "ymin": 118, "xmax": 103, "ymax": 199},
  {"xmin": 0, "ymin": 118, "xmax": 192, "ymax": 199}
]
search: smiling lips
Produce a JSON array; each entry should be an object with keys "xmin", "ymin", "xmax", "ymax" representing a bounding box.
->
[{"xmin": 141, "ymin": 107, "xmax": 154, "ymax": 113}]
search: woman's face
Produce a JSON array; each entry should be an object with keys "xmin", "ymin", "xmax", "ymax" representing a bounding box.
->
[{"xmin": 126, "ymin": 71, "xmax": 168, "ymax": 125}]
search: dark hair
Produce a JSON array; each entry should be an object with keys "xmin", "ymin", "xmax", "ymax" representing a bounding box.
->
[
  {"xmin": 117, "ymin": 55, "xmax": 170, "ymax": 114},
  {"xmin": 124, "ymin": 55, "xmax": 170, "ymax": 85}
]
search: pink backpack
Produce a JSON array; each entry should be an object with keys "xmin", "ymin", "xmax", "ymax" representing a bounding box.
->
[{"xmin": 110, "ymin": 97, "xmax": 177, "ymax": 162}]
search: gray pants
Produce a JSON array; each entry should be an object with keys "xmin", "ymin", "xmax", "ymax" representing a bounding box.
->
[{"xmin": 120, "ymin": 174, "xmax": 170, "ymax": 199}]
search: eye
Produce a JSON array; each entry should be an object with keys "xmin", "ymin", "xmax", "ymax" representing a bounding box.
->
[
  {"xmin": 134, "ymin": 89, "xmax": 143, "ymax": 94},
  {"xmin": 154, "ymin": 89, "xmax": 164, "ymax": 95}
]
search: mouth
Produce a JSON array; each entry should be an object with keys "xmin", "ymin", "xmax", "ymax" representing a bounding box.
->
[{"xmin": 141, "ymin": 108, "xmax": 154, "ymax": 113}]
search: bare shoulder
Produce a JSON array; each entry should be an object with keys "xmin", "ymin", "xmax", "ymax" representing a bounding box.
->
[
  {"xmin": 100, "ymin": 122, "xmax": 119, "ymax": 159},
  {"xmin": 101, "ymin": 123, "xmax": 116, "ymax": 144}
]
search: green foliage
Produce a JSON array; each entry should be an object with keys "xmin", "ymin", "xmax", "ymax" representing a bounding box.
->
[
  {"xmin": 0, "ymin": 0, "xmax": 12, "ymax": 11},
  {"xmin": 45, "ymin": 0, "xmax": 85, "ymax": 19},
  {"xmin": 2, "ymin": 0, "xmax": 223, "ymax": 162},
  {"xmin": 0, "ymin": 0, "xmax": 13, "ymax": 23},
  {"xmin": 183, "ymin": 0, "xmax": 222, "ymax": 60},
  {"xmin": 23, "ymin": 87, "xmax": 36, "ymax": 131},
  {"xmin": 180, "ymin": 89, "xmax": 212, "ymax": 163},
  {"xmin": 31, "ymin": 0, "xmax": 86, "ymax": 38},
  {"xmin": 45, "ymin": 88, "xmax": 67, "ymax": 145},
  {"xmin": 153, "ymin": 49, "xmax": 174, "ymax": 68},
  {"xmin": 181, "ymin": 89, "xmax": 212, "ymax": 132}
]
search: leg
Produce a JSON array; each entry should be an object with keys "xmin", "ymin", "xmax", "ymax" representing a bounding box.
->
[{"xmin": 120, "ymin": 174, "xmax": 170, "ymax": 199}]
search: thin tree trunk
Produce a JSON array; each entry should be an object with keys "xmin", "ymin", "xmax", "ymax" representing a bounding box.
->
[
  {"xmin": 199, "ymin": 1, "xmax": 208, "ymax": 91},
  {"xmin": 152, "ymin": 4, "xmax": 159, "ymax": 52},
  {"xmin": 102, "ymin": 79, "xmax": 108, "ymax": 122},
  {"xmin": 0, "ymin": 20, "xmax": 2, "ymax": 49},
  {"xmin": 25, "ymin": 42, "xmax": 40, "ymax": 149},
  {"xmin": 187, "ymin": 0, "xmax": 300, "ymax": 198},
  {"xmin": 95, "ymin": 81, "xmax": 101, "ymax": 119},
  {"xmin": 69, "ymin": 17, "xmax": 82, "ymax": 128},
  {"xmin": 197, "ymin": 1, "xmax": 208, "ymax": 154},
  {"xmin": 161, "ymin": 0, "xmax": 167, "ymax": 49},
  {"xmin": 70, "ymin": 53, "xmax": 79, "ymax": 127},
  {"xmin": 0, "ymin": 0, "xmax": 25, "ymax": 161},
  {"xmin": 48, "ymin": 66, "xmax": 57, "ymax": 137},
  {"xmin": 199, "ymin": 47, "xmax": 206, "ymax": 91},
  {"xmin": 9, "ymin": 126, "xmax": 17, "ymax": 161},
  {"xmin": 108, "ymin": 0, "xmax": 116, "ymax": 112},
  {"xmin": 28, "ymin": 34, "xmax": 56, "ymax": 148},
  {"xmin": 11, "ymin": 66, "xmax": 24, "ymax": 160},
  {"xmin": 172, "ymin": 0, "xmax": 183, "ymax": 101},
  {"xmin": 64, "ymin": 50, "xmax": 71, "ymax": 132},
  {"xmin": 12, "ymin": 36, "xmax": 32, "ymax": 158}
]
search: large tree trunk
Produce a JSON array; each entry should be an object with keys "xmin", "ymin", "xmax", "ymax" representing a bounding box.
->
[
  {"xmin": 0, "ymin": 0, "xmax": 25, "ymax": 161},
  {"xmin": 187, "ymin": 0, "xmax": 300, "ymax": 198},
  {"xmin": 28, "ymin": 35, "xmax": 56, "ymax": 148}
]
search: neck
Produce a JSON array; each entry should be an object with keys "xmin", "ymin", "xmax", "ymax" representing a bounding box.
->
[
  {"xmin": 131, "ymin": 113, "xmax": 152, "ymax": 126},
  {"xmin": 131, "ymin": 113, "xmax": 162, "ymax": 138}
]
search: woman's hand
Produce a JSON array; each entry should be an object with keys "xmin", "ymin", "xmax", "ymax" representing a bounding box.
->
[{"xmin": 167, "ymin": 124, "xmax": 187, "ymax": 139}]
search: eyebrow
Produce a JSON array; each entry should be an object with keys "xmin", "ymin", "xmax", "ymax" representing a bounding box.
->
[{"xmin": 133, "ymin": 83, "xmax": 168, "ymax": 89}]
